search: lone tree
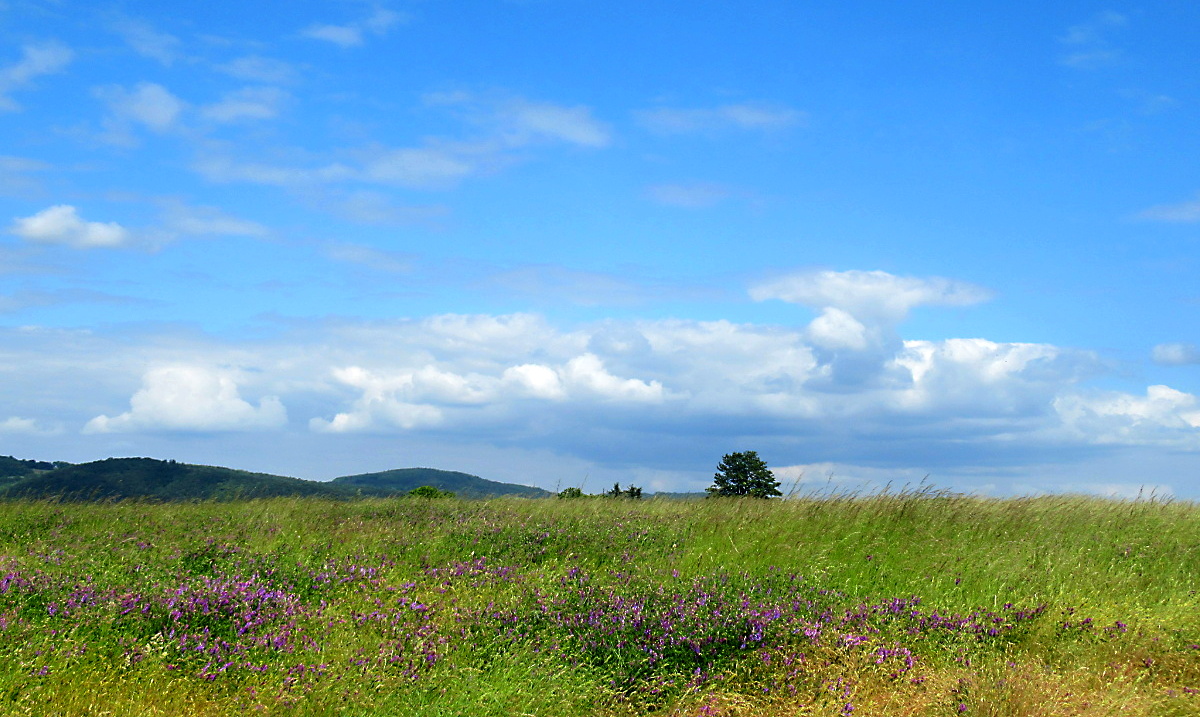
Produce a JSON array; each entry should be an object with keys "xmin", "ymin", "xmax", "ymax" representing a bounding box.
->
[{"xmin": 706, "ymin": 451, "xmax": 781, "ymax": 498}]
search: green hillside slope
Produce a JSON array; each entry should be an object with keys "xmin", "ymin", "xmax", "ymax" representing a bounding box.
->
[
  {"xmin": 0, "ymin": 457, "xmax": 358, "ymax": 501},
  {"xmin": 332, "ymin": 467, "xmax": 551, "ymax": 498}
]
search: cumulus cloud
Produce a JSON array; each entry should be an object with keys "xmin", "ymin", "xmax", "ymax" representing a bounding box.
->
[
  {"xmin": 8, "ymin": 265, "xmax": 1200, "ymax": 491},
  {"xmin": 9, "ymin": 201, "xmax": 259, "ymax": 250},
  {"xmin": 750, "ymin": 270, "xmax": 994, "ymax": 390},
  {"xmin": 300, "ymin": 8, "xmax": 407, "ymax": 47},
  {"xmin": 311, "ymin": 352, "xmax": 662, "ymax": 432},
  {"xmin": 84, "ymin": 365, "xmax": 287, "ymax": 433},
  {"xmin": 1153, "ymin": 343, "xmax": 1200, "ymax": 366},
  {"xmin": 1055, "ymin": 385, "xmax": 1200, "ymax": 447},
  {"xmin": 0, "ymin": 41, "xmax": 73, "ymax": 112},
  {"xmin": 10, "ymin": 205, "xmax": 131, "ymax": 248},
  {"xmin": 1138, "ymin": 193, "xmax": 1200, "ymax": 223},
  {"xmin": 635, "ymin": 102, "xmax": 805, "ymax": 135}
]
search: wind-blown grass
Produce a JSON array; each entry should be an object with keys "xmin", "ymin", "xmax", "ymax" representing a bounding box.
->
[{"xmin": 0, "ymin": 491, "xmax": 1197, "ymax": 715}]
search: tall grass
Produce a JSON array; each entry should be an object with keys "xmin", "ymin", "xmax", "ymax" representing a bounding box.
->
[{"xmin": 0, "ymin": 492, "xmax": 1197, "ymax": 715}]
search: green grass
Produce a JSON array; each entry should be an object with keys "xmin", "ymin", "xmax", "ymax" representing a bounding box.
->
[{"xmin": 0, "ymin": 492, "xmax": 1198, "ymax": 715}]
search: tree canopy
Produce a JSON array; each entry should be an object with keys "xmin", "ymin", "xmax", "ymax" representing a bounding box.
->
[{"xmin": 706, "ymin": 451, "xmax": 781, "ymax": 498}]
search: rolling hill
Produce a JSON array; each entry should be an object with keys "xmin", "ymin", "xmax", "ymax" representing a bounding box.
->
[
  {"xmin": 0, "ymin": 456, "xmax": 550, "ymax": 501},
  {"xmin": 331, "ymin": 467, "xmax": 552, "ymax": 499}
]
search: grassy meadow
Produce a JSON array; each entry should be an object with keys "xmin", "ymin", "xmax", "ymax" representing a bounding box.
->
[{"xmin": 1, "ymin": 491, "xmax": 1198, "ymax": 716}]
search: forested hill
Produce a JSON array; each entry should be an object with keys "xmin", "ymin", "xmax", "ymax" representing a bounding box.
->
[
  {"xmin": 331, "ymin": 468, "xmax": 552, "ymax": 499},
  {"xmin": 0, "ymin": 456, "xmax": 549, "ymax": 501}
]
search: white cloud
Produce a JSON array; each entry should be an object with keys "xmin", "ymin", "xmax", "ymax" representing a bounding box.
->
[
  {"xmin": 192, "ymin": 156, "xmax": 355, "ymax": 186},
  {"xmin": 323, "ymin": 242, "xmax": 413, "ymax": 273},
  {"xmin": 309, "ymin": 366, "xmax": 451, "ymax": 432},
  {"xmin": 95, "ymin": 82, "xmax": 186, "ymax": 134},
  {"xmin": 0, "ymin": 41, "xmax": 73, "ymax": 111},
  {"xmin": 751, "ymin": 269, "xmax": 992, "ymax": 322},
  {"xmin": 360, "ymin": 143, "xmax": 484, "ymax": 189},
  {"xmin": 215, "ymin": 56, "xmax": 298, "ymax": 84},
  {"xmin": 807, "ymin": 307, "xmax": 869, "ymax": 351},
  {"xmin": 1059, "ymin": 11, "xmax": 1126, "ymax": 69},
  {"xmin": 301, "ymin": 8, "xmax": 407, "ymax": 47},
  {"xmin": 1153, "ymin": 343, "xmax": 1200, "ymax": 366},
  {"xmin": 1055, "ymin": 385, "xmax": 1200, "ymax": 447},
  {"xmin": 310, "ymin": 352, "xmax": 663, "ymax": 433},
  {"xmin": 1138, "ymin": 193, "xmax": 1200, "ymax": 223},
  {"xmin": 10, "ymin": 205, "xmax": 132, "ymax": 248},
  {"xmin": 112, "ymin": 19, "xmax": 181, "ymax": 66},
  {"xmin": 0, "ymin": 417, "xmax": 59, "ymax": 435},
  {"xmin": 156, "ymin": 199, "xmax": 267, "ymax": 240},
  {"xmin": 84, "ymin": 365, "xmax": 287, "ymax": 433},
  {"xmin": 0, "ymin": 155, "xmax": 50, "ymax": 197},
  {"xmin": 644, "ymin": 182, "xmax": 731, "ymax": 209},
  {"xmin": 891, "ymin": 339, "xmax": 1069, "ymax": 415},
  {"xmin": 9, "ymin": 264, "xmax": 1200, "ymax": 491},
  {"xmin": 562, "ymin": 354, "xmax": 664, "ymax": 403},
  {"xmin": 320, "ymin": 190, "xmax": 449, "ymax": 227},
  {"xmin": 496, "ymin": 98, "xmax": 611, "ymax": 147},
  {"xmin": 195, "ymin": 93, "xmax": 608, "ymax": 191},
  {"xmin": 8, "ymin": 201, "xmax": 256, "ymax": 251},
  {"xmin": 635, "ymin": 102, "xmax": 805, "ymax": 135},
  {"xmin": 502, "ymin": 364, "xmax": 566, "ymax": 400},
  {"xmin": 481, "ymin": 265, "xmax": 661, "ymax": 307},
  {"xmin": 201, "ymin": 86, "xmax": 290, "ymax": 123}
]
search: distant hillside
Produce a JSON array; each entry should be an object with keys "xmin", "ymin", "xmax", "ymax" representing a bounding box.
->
[
  {"xmin": 0, "ymin": 455, "xmax": 59, "ymax": 478},
  {"xmin": 332, "ymin": 468, "xmax": 552, "ymax": 499},
  {"xmin": 0, "ymin": 456, "xmax": 550, "ymax": 501},
  {"xmin": 0, "ymin": 457, "xmax": 364, "ymax": 501}
]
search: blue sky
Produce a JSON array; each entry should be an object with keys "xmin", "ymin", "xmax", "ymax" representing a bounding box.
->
[{"xmin": 2, "ymin": 0, "xmax": 1199, "ymax": 496}]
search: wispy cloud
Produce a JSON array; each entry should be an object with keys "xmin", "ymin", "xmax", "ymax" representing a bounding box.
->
[
  {"xmin": 480, "ymin": 265, "xmax": 670, "ymax": 307},
  {"xmin": 1138, "ymin": 193, "xmax": 1200, "ymax": 223},
  {"xmin": 9, "ymin": 200, "xmax": 265, "ymax": 250},
  {"xmin": 1059, "ymin": 11, "xmax": 1127, "ymax": 69},
  {"xmin": 0, "ymin": 41, "xmax": 73, "ymax": 112},
  {"xmin": 215, "ymin": 56, "xmax": 299, "ymax": 85},
  {"xmin": 93, "ymin": 82, "xmax": 186, "ymax": 144},
  {"xmin": 643, "ymin": 182, "xmax": 733, "ymax": 209},
  {"xmin": 200, "ymin": 86, "xmax": 290, "ymax": 123},
  {"xmin": 323, "ymin": 242, "xmax": 414, "ymax": 273},
  {"xmin": 635, "ymin": 102, "xmax": 805, "ymax": 135},
  {"xmin": 196, "ymin": 93, "xmax": 611, "ymax": 191},
  {"xmin": 0, "ymin": 287, "xmax": 156, "ymax": 313},
  {"xmin": 1153, "ymin": 343, "xmax": 1200, "ymax": 366},
  {"xmin": 111, "ymin": 18, "xmax": 181, "ymax": 66},
  {"xmin": 300, "ymin": 8, "xmax": 408, "ymax": 48},
  {"xmin": 0, "ymin": 155, "xmax": 51, "ymax": 197},
  {"xmin": 750, "ymin": 269, "xmax": 992, "ymax": 322},
  {"xmin": 0, "ymin": 416, "xmax": 61, "ymax": 436}
]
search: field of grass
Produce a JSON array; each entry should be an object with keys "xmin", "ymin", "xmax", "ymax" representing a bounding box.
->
[{"xmin": 1, "ymin": 490, "xmax": 1198, "ymax": 716}]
